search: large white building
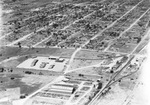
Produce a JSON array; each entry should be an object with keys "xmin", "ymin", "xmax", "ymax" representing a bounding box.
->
[{"xmin": 17, "ymin": 56, "xmax": 68, "ymax": 72}]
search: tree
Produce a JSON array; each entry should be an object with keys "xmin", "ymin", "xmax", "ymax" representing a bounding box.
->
[
  {"xmin": 118, "ymin": 79, "xmax": 121, "ymax": 82},
  {"xmin": 39, "ymin": 72, "xmax": 43, "ymax": 75},
  {"xmin": 12, "ymin": 0, "xmax": 17, "ymax": 2},
  {"xmin": 89, "ymin": 96, "xmax": 92, "ymax": 100},
  {"xmin": 148, "ymin": 21, "xmax": 150, "ymax": 27},
  {"xmin": 110, "ymin": 70, "xmax": 114, "ymax": 74},
  {"xmin": 10, "ymin": 69, "xmax": 13, "ymax": 72},
  {"xmin": 97, "ymin": 82, "xmax": 102, "ymax": 89},
  {"xmin": 17, "ymin": 42, "xmax": 22, "ymax": 48},
  {"xmin": 52, "ymin": 23, "xmax": 59, "ymax": 28},
  {"xmin": 0, "ymin": 68, "xmax": 4, "ymax": 72},
  {"xmin": 72, "ymin": 87, "xmax": 76, "ymax": 94},
  {"xmin": 79, "ymin": 74, "xmax": 84, "ymax": 77}
]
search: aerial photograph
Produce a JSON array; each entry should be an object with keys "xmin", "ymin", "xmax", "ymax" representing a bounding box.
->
[{"xmin": 0, "ymin": 0, "xmax": 150, "ymax": 105}]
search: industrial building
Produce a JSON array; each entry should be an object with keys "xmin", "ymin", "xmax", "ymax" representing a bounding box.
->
[{"xmin": 17, "ymin": 56, "xmax": 69, "ymax": 72}]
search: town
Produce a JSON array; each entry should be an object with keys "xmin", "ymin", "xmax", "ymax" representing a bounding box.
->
[{"xmin": 0, "ymin": 0, "xmax": 150, "ymax": 105}]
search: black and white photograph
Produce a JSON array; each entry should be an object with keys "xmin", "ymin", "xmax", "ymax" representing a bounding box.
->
[{"xmin": 0, "ymin": 0, "xmax": 150, "ymax": 105}]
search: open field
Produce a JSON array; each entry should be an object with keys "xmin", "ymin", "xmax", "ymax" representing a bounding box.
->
[
  {"xmin": 0, "ymin": 46, "xmax": 75, "ymax": 63},
  {"xmin": 0, "ymin": 74, "xmax": 57, "ymax": 97}
]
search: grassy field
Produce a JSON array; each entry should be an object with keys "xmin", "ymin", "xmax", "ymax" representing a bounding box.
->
[{"xmin": 0, "ymin": 46, "xmax": 75, "ymax": 62}]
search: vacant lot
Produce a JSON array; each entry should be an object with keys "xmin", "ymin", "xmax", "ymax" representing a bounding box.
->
[
  {"xmin": 0, "ymin": 46, "xmax": 75, "ymax": 62},
  {"xmin": 0, "ymin": 73, "xmax": 57, "ymax": 96}
]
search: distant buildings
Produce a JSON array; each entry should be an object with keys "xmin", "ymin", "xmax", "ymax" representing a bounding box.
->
[
  {"xmin": 17, "ymin": 56, "xmax": 69, "ymax": 72},
  {"xmin": 50, "ymin": 84, "xmax": 77, "ymax": 94}
]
